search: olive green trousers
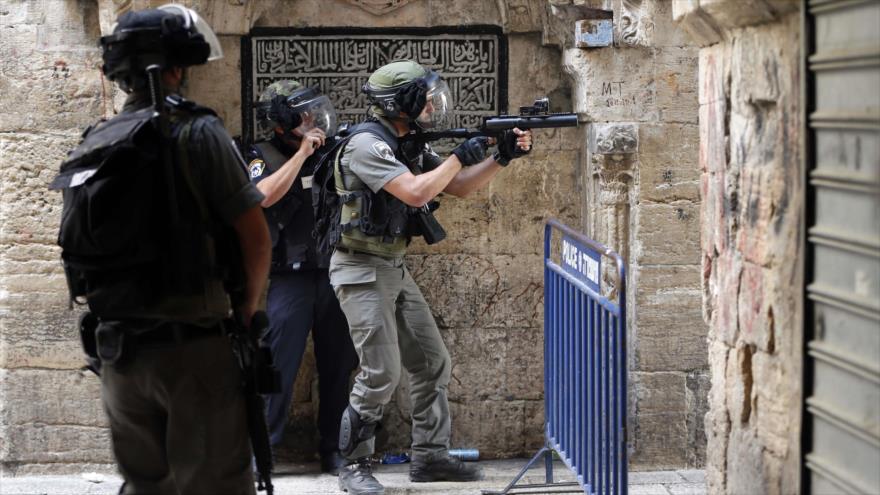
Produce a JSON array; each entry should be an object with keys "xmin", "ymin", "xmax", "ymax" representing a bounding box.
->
[
  {"xmin": 101, "ymin": 334, "xmax": 255, "ymax": 495},
  {"xmin": 330, "ymin": 250, "xmax": 452, "ymax": 462}
]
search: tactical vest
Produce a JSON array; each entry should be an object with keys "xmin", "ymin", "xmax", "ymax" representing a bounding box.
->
[
  {"xmin": 251, "ymin": 139, "xmax": 327, "ymax": 271},
  {"xmin": 50, "ymin": 95, "xmax": 233, "ymax": 324},
  {"xmin": 334, "ymin": 121, "xmax": 410, "ymax": 258}
]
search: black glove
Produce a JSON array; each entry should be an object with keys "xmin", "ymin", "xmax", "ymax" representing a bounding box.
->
[
  {"xmin": 493, "ymin": 129, "xmax": 531, "ymax": 166},
  {"xmin": 452, "ymin": 137, "xmax": 490, "ymax": 166}
]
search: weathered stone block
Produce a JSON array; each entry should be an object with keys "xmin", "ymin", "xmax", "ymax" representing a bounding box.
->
[
  {"xmin": 186, "ymin": 36, "xmax": 243, "ymax": 135},
  {"xmin": 654, "ymin": 47, "xmax": 699, "ymax": 124},
  {"xmin": 649, "ymin": 0, "xmax": 696, "ymax": 47},
  {"xmin": 563, "ymin": 47, "xmax": 658, "ymax": 122},
  {"xmin": 407, "ymin": 254, "xmax": 544, "ymax": 330},
  {"xmin": 731, "ymin": 31, "xmax": 783, "ymax": 108},
  {"xmin": 671, "ymin": 0, "xmax": 699, "ymax": 21},
  {"xmin": 428, "ymin": 0, "xmax": 502, "ymax": 27},
  {"xmin": 698, "ymin": 100, "xmax": 727, "ymax": 177},
  {"xmin": 1, "ymin": 461, "xmax": 117, "ymax": 477},
  {"xmin": 1, "ymin": 424, "xmax": 114, "ymax": 464},
  {"xmin": 633, "ymin": 372, "xmax": 687, "ymax": 416},
  {"xmin": 636, "ymin": 202, "xmax": 701, "ymax": 266},
  {"xmin": 685, "ymin": 370, "xmax": 709, "ymax": 467},
  {"xmin": 484, "ymin": 149, "xmax": 582, "ymax": 256},
  {"xmin": 725, "ymin": 428, "xmax": 769, "ymax": 495},
  {"xmin": 590, "ymin": 123, "xmax": 638, "ymax": 155},
  {"xmin": 0, "ymin": 133, "xmax": 81, "ymax": 245},
  {"xmin": 635, "ymin": 271, "xmax": 706, "ymax": 372},
  {"xmin": 698, "ymin": 42, "xmax": 730, "ymax": 106},
  {"xmin": 503, "ymin": 0, "xmax": 547, "ymax": 33},
  {"xmin": 448, "ymin": 326, "xmax": 543, "ymax": 402},
  {"xmin": 705, "ymin": 251, "xmax": 743, "ymax": 345},
  {"xmin": 639, "ymin": 123, "xmax": 700, "ymax": 203},
  {"xmin": 36, "ymin": 0, "xmax": 101, "ymax": 50},
  {"xmin": 736, "ymin": 262, "xmax": 776, "ymax": 352},
  {"xmin": 704, "ymin": 406, "xmax": 729, "ymax": 493},
  {"xmin": 673, "ymin": 5, "xmax": 722, "ymax": 47},
  {"xmin": 0, "ymin": 50, "xmax": 104, "ymax": 133},
  {"xmin": 508, "ymin": 34, "xmax": 573, "ymax": 119},
  {"xmin": 447, "ymin": 327, "xmax": 510, "ymax": 400},
  {"xmin": 410, "ymin": 189, "xmax": 494, "ymax": 256},
  {"xmin": 638, "ymin": 264, "xmax": 701, "ymax": 294},
  {"xmin": 449, "ymin": 399, "xmax": 533, "ymax": 458},
  {"xmin": 631, "ymin": 411, "xmax": 688, "ymax": 469},
  {"xmin": 0, "ymin": 369, "xmax": 105, "ymax": 427},
  {"xmin": 0, "ymin": 298, "xmax": 82, "ymax": 370},
  {"xmin": 700, "ymin": 0, "xmax": 776, "ymax": 30},
  {"xmin": 260, "ymin": 0, "xmax": 430, "ymax": 30}
]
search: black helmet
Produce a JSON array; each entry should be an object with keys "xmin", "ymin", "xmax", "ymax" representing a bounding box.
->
[{"xmin": 100, "ymin": 3, "xmax": 222, "ymax": 92}]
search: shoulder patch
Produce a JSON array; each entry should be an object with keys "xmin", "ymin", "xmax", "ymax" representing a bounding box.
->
[
  {"xmin": 370, "ymin": 141, "xmax": 396, "ymax": 162},
  {"xmin": 248, "ymin": 159, "xmax": 266, "ymax": 179}
]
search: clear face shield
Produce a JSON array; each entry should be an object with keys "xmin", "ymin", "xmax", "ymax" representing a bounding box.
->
[
  {"xmin": 289, "ymin": 93, "xmax": 338, "ymax": 137},
  {"xmin": 414, "ymin": 72, "xmax": 452, "ymax": 130},
  {"xmin": 158, "ymin": 3, "xmax": 223, "ymax": 61}
]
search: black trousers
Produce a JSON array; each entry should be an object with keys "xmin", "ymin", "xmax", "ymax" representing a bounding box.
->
[{"xmin": 263, "ymin": 268, "xmax": 358, "ymax": 454}]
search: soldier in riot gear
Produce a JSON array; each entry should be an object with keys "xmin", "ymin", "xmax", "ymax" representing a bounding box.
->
[
  {"xmin": 58, "ymin": 4, "xmax": 271, "ymax": 494},
  {"xmin": 247, "ymin": 80, "xmax": 358, "ymax": 475},
  {"xmin": 330, "ymin": 60, "xmax": 534, "ymax": 495}
]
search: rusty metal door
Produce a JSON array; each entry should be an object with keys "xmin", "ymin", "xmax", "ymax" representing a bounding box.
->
[{"xmin": 805, "ymin": 0, "xmax": 880, "ymax": 493}]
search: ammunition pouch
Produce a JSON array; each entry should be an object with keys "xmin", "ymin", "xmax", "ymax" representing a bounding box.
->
[
  {"xmin": 339, "ymin": 405, "xmax": 378, "ymax": 457},
  {"xmin": 357, "ymin": 190, "xmax": 408, "ymax": 241},
  {"xmin": 78, "ymin": 312, "xmax": 101, "ymax": 375},
  {"xmin": 95, "ymin": 320, "xmax": 132, "ymax": 369},
  {"xmin": 338, "ymin": 189, "xmax": 409, "ymax": 256},
  {"xmin": 407, "ymin": 201, "xmax": 446, "ymax": 245}
]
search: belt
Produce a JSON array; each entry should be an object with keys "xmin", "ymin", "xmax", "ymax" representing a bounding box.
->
[
  {"xmin": 335, "ymin": 247, "xmax": 385, "ymax": 257},
  {"xmin": 134, "ymin": 322, "xmax": 225, "ymax": 348}
]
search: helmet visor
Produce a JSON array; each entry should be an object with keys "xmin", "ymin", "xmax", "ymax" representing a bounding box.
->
[
  {"xmin": 415, "ymin": 72, "xmax": 452, "ymax": 130},
  {"xmin": 290, "ymin": 94, "xmax": 338, "ymax": 137},
  {"xmin": 158, "ymin": 3, "xmax": 223, "ymax": 61}
]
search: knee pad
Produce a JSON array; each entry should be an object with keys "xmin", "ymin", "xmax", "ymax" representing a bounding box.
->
[{"xmin": 338, "ymin": 405, "xmax": 377, "ymax": 457}]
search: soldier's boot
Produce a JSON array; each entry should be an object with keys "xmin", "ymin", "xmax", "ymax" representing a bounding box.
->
[
  {"xmin": 409, "ymin": 454, "xmax": 484, "ymax": 482},
  {"xmin": 338, "ymin": 458, "xmax": 384, "ymax": 495}
]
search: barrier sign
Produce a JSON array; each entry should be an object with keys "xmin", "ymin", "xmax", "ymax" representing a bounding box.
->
[{"xmin": 561, "ymin": 235, "xmax": 601, "ymax": 292}]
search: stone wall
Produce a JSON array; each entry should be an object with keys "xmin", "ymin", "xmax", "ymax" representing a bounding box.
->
[
  {"xmin": 1, "ymin": 0, "xmax": 708, "ymax": 475},
  {"xmin": 675, "ymin": 1, "xmax": 803, "ymax": 493},
  {"xmin": 0, "ymin": 0, "xmax": 118, "ymax": 475},
  {"xmin": 554, "ymin": 0, "xmax": 707, "ymax": 469},
  {"xmin": 0, "ymin": 0, "xmax": 577, "ymax": 473}
]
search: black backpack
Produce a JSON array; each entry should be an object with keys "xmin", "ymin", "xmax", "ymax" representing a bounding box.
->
[
  {"xmin": 49, "ymin": 100, "xmax": 219, "ymax": 316},
  {"xmin": 310, "ymin": 121, "xmax": 399, "ymax": 256}
]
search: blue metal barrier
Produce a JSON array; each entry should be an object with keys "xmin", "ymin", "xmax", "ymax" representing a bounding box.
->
[{"xmin": 483, "ymin": 219, "xmax": 627, "ymax": 495}]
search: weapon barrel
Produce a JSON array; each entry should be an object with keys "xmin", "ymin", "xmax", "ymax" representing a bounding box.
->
[
  {"xmin": 483, "ymin": 114, "xmax": 578, "ymax": 131},
  {"xmin": 402, "ymin": 128, "xmax": 485, "ymax": 141}
]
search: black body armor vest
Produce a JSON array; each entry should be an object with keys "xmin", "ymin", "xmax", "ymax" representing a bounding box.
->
[{"xmin": 250, "ymin": 138, "xmax": 328, "ymax": 271}]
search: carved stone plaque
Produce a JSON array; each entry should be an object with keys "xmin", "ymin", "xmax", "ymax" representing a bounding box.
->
[
  {"xmin": 345, "ymin": 0, "xmax": 417, "ymax": 15},
  {"xmin": 242, "ymin": 28, "xmax": 507, "ymax": 145}
]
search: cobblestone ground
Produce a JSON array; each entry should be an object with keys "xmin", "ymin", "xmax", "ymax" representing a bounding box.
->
[{"xmin": 0, "ymin": 460, "xmax": 705, "ymax": 495}]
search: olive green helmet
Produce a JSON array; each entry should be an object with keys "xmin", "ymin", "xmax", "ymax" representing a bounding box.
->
[
  {"xmin": 259, "ymin": 79, "xmax": 303, "ymax": 103},
  {"xmin": 363, "ymin": 60, "xmax": 453, "ymax": 130},
  {"xmin": 256, "ymin": 79, "xmax": 338, "ymax": 137}
]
